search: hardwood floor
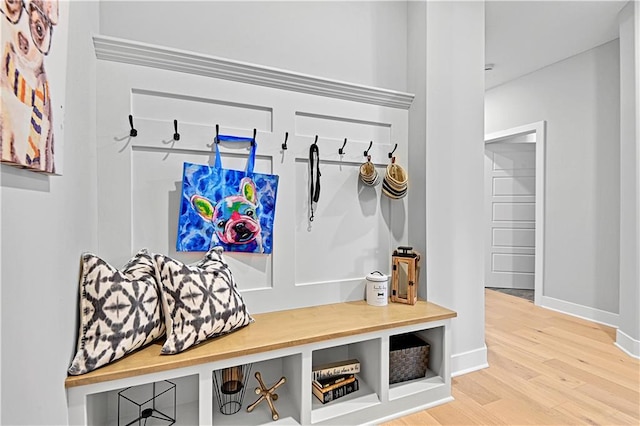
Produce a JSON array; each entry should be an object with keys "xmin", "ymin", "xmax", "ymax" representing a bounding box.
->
[{"xmin": 384, "ymin": 289, "xmax": 640, "ymax": 425}]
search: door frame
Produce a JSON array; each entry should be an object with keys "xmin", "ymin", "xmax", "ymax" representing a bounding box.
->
[{"xmin": 485, "ymin": 121, "xmax": 546, "ymax": 306}]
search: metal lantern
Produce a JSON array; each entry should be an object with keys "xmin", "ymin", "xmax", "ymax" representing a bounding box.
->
[{"xmin": 391, "ymin": 246, "xmax": 421, "ymax": 305}]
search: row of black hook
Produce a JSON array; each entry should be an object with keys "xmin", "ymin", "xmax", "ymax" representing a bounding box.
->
[
  {"xmin": 127, "ymin": 115, "xmax": 399, "ymax": 157},
  {"xmin": 215, "ymin": 124, "xmax": 257, "ymax": 146},
  {"xmin": 312, "ymin": 135, "xmax": 398, "ymax": 158},
  {"xmin": 128, "ymin": 115, "xmax": 181, "ymax": 141}
]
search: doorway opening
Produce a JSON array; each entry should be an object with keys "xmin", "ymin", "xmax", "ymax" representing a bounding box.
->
[{"xmin": 484, "ymin": 121, "xmax": 546, "ymax": 306}]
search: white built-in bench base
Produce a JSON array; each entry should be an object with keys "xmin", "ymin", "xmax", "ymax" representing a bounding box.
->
[{"xmin": 66, "ymin": 300, "xmax": 456, "ymax": 425}]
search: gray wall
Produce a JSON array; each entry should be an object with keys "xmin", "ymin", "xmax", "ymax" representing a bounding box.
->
[
  {"xmin": 426, "ymin": 1, "xmax": 486, "ymax": 369},
  {"xmin": 0, "ymin": 2, "xmax": 99, "ymax": 424},
  {"xmin": 407, "ymin": 0, "xmax": 427, "ymax": 300},
  {"xmin": 419, "ymin": 1, "xmax": 487, "ymax": 371},
  {"xmin": 617, "ymin": 1, "xmax": 639, "ymax": 348},
  {"xmin": 485, "ymin": 40, "xmax": 621, "ymax": 315},
  {"xmin": 98, "ymin": 1, "xmax": 408, "ymax": 92}
]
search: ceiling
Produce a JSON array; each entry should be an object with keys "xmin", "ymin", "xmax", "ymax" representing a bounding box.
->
[{"xmin": 485, "ymin": 0, "xmax": 628, "ymax": 89}]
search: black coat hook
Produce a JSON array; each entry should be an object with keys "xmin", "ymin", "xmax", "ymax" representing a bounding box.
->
[
  {"xmin": 252, "ymin": 128, "xmax": 257, "ymax": 146},
  {"xmin": 339, "ymin": 138, "xmax": 347, "ymax": 155},
  {"xmin": 363, "ymin": 141, "xmax": 373, "ymax": 157},
  {"xmin": 215, "ymin": 124, "xmax": 219, "ymax": 144},
  {"xmin": 128, "ymin": 114, "xmax": 137, "ymax": 137},
  {"xmin": 173, "ymin": 119, "xmax": 180, "ymax": 141},
  {"xmin": 282, "ymin": 132, "xmax": 289, "ymax": 150},
  {"xmin": 388, "ymin": 143, "xmax": 397, "ymax": 158},
  {"xmin": 313, "ymin": 135, "xmax": 318, "ymax": 145}
]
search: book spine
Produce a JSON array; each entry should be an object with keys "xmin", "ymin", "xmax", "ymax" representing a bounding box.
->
[
  {"xmin": 312, "ymin": 379, "xmax": 359, "ymax": 404},
  {"xmin": 313, "ymin": 373, "xmax": 355, "ymax": 389},
  {"xmin": 313, "ymin": 363, "xmax": 360, "ymax": 381},
  {"xmin": 312, "ymin": 376, "xmax": 356, "ymax": 392}
]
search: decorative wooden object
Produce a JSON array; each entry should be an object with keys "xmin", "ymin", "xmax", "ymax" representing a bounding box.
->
[
  {"xmin": 246, "ymin": 371, "xmax": 286, "ymax": 421},
  {"xmin": 391, "ymin": 246, "xmax": 421, "ymax": 305}
]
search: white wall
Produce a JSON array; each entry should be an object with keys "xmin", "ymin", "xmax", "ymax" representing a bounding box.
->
[
  {"xmin": 423, "ymin": 1, "xmax": 487, "ymax": 375},
  {"xmin": 98, "ymin": 1, "xmax": 408, "ymax": 92},
  {"xmin": 0, "ymin": 2, "xmax": 99, "ymax": 424},
  {"xmin": 93, "ymin": 53, "xmax": 410, "ymax": 314},
  {"xmin": 617, "ymin": 1, "xmax": 640, "ymax": 356},
  {"xmin": 485, "ymin": 40, "xmax": 621, "ymax": 316},
  {"xmin": 91, "ymin": 0, "xmax": 412, "ymax": 318}
]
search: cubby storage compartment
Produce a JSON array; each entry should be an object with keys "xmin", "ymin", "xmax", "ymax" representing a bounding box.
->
[
  {"xmin": 310, "ymin": 339, "xmax": 381, "ymax": 423},
  {"xmin": 388, "ymin": 326, "xmax": 446, "ymax": 401},
  {"xmin": 85, "ymin": 374, "xmax": 199, "ymax": 426},
  {"xmin": 214, "ymin": 355, "xmax": 302, "ymax": 426}
]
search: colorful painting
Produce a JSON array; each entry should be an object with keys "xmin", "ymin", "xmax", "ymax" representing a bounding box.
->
[
  {"xmin": 177, "ymin": 162, "xmax": 279, "ymax": 254},
  {"xmin": 0, "ymin": 0, "xmax": 68, "ymax": 174}
]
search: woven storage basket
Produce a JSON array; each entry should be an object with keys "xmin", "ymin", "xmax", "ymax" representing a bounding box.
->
[
  {"xmin": 385, "ymin": 163, "xmax": 408, "ymax": 188},
  {"xmin": 389, "ymin": 333, "xmax": 430, "ymax": 384}
]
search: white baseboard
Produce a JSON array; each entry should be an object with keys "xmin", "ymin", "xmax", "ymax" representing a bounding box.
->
[
  {"xmin": 451, "ymin": 345, "xmax": 488, "ymax": 377},
  {"xmin": 539, "ymin": 295, "xmax": 619, "ymax": 328},
  {"xmin": 615, "ymin": 329, "xmax": 640, "ymax": 359}
]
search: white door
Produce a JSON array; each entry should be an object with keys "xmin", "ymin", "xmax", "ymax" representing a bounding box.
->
[{"xmin": 484, "ymin": 139, "xmax": 536, "ymax": 289}]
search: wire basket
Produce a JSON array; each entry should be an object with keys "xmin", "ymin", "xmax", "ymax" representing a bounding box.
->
[
  {"xmin": 118, "ymin": 380, "xmax": 176, "ymax": 426},
  {"xmin": 213, "ymin": 363, "xmax": 253, "ymax": 415}
]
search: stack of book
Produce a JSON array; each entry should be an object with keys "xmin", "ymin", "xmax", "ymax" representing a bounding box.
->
[{"xmin": 311, "ymin": 358, "xmax": 360, "ymax": 404}]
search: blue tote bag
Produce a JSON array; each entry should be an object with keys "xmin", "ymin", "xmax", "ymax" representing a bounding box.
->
[{"xmin": 176, "ymin": 134, "xmax": 279, "ymax": 254}]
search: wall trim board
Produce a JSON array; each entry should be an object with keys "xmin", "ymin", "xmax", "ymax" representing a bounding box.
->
[
  {"xmin": 93, "ymin": 35, "xmax": 415, "ymax": 110},
  {"xmin": 615, "ymin": 329, "xmax": 640, "ymax": 359},
  {"xmin": 539, "ymin": 295, "xmax": 619, "ymax": 328},
  {"xmin": 450, "ymin": 345, "xmax": 488, "ymax": 377}
]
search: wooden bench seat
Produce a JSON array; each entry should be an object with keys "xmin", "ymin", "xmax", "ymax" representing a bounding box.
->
[{"xmin": 65, "ymin": 300, "xmax": 456, "ymax": 388}]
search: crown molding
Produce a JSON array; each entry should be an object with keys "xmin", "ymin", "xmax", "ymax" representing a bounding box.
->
[{"xmin": 93, "ymin": 35, "xmax": 415, "ymax": 110}]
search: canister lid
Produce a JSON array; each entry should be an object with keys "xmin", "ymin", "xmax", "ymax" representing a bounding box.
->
[{"xmin": 366, "ymin": 271, "xmax": 388, "ymax": 282}]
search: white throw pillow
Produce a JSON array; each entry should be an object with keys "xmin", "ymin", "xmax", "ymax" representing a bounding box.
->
[
  {"xmin": 68, "ymin": 250, "xmax": 165, "ymax": 375},
  {"xmin": 154, "ymin": 247, "xmax": 253, "ymax": 354}
]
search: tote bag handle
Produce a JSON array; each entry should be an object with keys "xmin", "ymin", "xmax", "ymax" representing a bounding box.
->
[{"xmin": 214, "ymin": 133, "xmax": 256, "ymax": 173}]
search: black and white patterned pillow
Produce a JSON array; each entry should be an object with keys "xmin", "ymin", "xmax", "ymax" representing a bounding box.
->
[
  {"xmin": 154, "ymin": 247, "xmax": 253, "ymax": 354},
  {"xmin": 68, "ymin": 250, "xmax": 165, "ymax": 375}
]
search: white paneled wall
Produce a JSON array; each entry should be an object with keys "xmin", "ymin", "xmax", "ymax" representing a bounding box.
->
[{"xmin": 95, "ymin": 40, "xmax": 411, "ymax": 314}]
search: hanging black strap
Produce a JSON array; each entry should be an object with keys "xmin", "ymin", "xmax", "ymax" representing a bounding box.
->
[{"xmin": 309, "ymin": 143, "xmax": 321, "ymax": 222}]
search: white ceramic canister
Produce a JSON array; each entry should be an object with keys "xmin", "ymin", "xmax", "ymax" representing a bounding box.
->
[{"xmin": 366, "ymin": 271, "xmax": 388, "ymax": 306}]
